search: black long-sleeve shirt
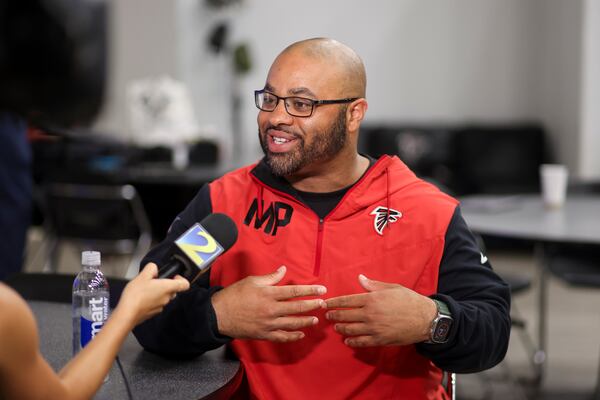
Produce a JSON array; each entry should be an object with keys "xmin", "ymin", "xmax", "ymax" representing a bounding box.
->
[{"xmin": 133, "ymin": 162, "xmax": 511, "ymax": 373}]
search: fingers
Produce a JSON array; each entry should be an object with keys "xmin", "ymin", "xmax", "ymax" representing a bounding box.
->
[
  {"xmin": 272, "ymin": 284, "xmax": 327, "ymax": 300},
  {"xmin": 276, "ymin": 299, "xmax": 326, "ymax": 315},
  {"xmin": 266, "ymin": 330, "xmax": 306, "ymax": 343},
  {"xmin": 172, "ymin": 275, "xmax": 191, "ymax": 292},
  {"xmin": 343, "ymin": 335, "xmax": 377, "ymax": 348},
  {"xmin": 358, "ymin": 274, "xmax": 400, "ymax": 292},
  {"xmin": 333, "ymin": 322, "xmax": 370, "ymax": 337},
  {"xmin": 330, "ymin": 320, "xmax": 381, "ymax": 347},
  {"xmin": 273, "ymin": 315, "xmax": 319, "ymax": 331},
  {"xmin": 162, "ymin": 280, "xmax": 190, "ymax": 303},
  {"xmin": 325, "ymin": 308, "xmax": 364, "ymax": 323},
  {"xmin": 325, "ymin": 293, "xmax": 367, "ymax": 309},
  {"xmin": 253, "ymin": 265, "xmax": 287, "ymax": 286},
  {"xmin": 140, "ymin": 263, "xmax": 158, "ymax": 279},
  {"xmin": 147, "ymin": 274, "xmax": 189, "ymax": 306}
]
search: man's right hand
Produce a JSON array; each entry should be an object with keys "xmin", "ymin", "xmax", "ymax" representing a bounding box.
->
[{"xmin": 211, "ymin": 266, "xmax": 327, "ymax": 342}]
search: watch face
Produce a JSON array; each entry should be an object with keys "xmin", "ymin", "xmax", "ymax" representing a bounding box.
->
[{"xmin": 433, "ymin": 317, "xmax": 452, "ymax": 343}]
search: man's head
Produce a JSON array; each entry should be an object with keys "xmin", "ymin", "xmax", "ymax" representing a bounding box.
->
[{"xmin": 257, "ymin": 38, "xmax": 368, "ymax": 178}]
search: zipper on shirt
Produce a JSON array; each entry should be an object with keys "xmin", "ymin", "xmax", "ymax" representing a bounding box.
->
[
  {"xmin": 251, "ymin": 175, "xmax": 326, "ymax": 276},
  {"xmin": 313, "ymin": 218, "xmax": 324, "ymax": 276},
  {"xmin": 249, "ymin": 159, "xmax": 389, "ymax": 277}
]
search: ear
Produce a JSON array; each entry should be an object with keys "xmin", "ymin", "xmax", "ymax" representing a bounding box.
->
[{"xmin": 347, "ymin": 98, "xmax": 368, "ymax": 133}]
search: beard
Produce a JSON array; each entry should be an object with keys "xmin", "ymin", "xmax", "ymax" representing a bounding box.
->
[{"xmin": 259, "ymin": 107, "xmax": 348, "ymax": 177}]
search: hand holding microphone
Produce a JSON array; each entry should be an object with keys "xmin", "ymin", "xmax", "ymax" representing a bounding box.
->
[{"xmin": 117, "ymin": 263, "xmax": 190, "ymax": 326}]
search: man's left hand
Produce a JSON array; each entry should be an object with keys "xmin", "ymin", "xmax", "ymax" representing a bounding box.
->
[{"xmin": 324, "ymin": 275, "xmax": 437, "ymax": 347}]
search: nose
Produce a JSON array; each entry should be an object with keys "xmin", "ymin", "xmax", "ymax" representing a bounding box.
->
[{"xmin": 266, "ymin": 98, "xmax": 294, "ymax": 126}]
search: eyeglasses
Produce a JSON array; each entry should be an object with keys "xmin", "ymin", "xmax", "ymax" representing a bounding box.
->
[{"xmin": 254, "ymin": 89, "xmax": 359, "ymax": 118}]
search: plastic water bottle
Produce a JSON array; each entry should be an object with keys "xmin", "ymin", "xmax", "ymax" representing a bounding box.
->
[{"xmin": 72, "ymin": 251, "xmax": 110, "ymax": 356}]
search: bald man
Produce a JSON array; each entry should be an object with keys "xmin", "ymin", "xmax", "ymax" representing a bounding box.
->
[{"xmin": 133, "ymin": 38, "xmax": 510, "ymax": 400}]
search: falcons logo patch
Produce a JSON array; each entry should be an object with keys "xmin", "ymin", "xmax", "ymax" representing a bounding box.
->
[{"xmin": 370, "ymin": 206, "xmax": 402, "ymax": 235}]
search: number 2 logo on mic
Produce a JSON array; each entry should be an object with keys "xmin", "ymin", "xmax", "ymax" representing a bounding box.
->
[{"xmin": 175, "ymin": 224, "xmax": 224, "ymax": 268}]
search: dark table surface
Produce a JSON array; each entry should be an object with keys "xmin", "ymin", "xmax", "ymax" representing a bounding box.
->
[{"xmin": 30, "ymin": 301, "xmax": 241, "ymax": 400}]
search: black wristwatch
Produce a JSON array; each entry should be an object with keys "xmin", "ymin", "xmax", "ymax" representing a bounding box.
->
[{"xmin": 427, "ymin": 299, "xmax": 453, "ymax": 344}]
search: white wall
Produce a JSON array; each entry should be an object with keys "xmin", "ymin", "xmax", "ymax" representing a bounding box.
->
[
  {"xmin": 94, "ymin": 0, "xmax": 599, "ymax": 178},
  {"xmin": 94, "ymin": 0, "xmax": 180, "ymax": 142},
  {"xmin": 231, "ymin": 0, "xmax": 543, "ymax": 164},
  {"xmin": 534, "ymin": 0, "xmax": 583, "ymax": 175},
  {"xmin": 579, "ymin": 0, "xmax": 600, "ymax": 179}
]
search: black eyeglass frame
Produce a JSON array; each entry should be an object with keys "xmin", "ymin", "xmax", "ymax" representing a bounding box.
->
[{"xmin": 254, "ymin": 89, "xmax": 360, "ymax": 118}]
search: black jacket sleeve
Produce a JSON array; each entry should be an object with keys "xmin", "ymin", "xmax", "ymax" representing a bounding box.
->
[
  {"xmin": 416, "ymin": 206, "xmax": 511, "ymax": 373},
  {"xmin": 132, "ymin": 184, "xmax": 232, "ymax": 359}
]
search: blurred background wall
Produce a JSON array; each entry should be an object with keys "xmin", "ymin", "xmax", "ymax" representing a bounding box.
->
[{"xmin": 92, "ymin": 0, "xmax": 600, "ymax": 179}]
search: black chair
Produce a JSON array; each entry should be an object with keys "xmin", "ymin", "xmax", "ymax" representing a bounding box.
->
[
  {"xmin": 450, "ymin": 124, "xmax": 548, "ymax": 196},
  {"xmin": 544, "ymin": 181, "xmax": 600, "ymax": 398},
  {"xmin": 545, "ymin": 243, "xmax": 600, "ymax": 399},
  {"xmin": 40, "ymin": 183, "xmax": 152, "ymax": 279},
  {"xmin": 473, "ymin": 234, "xmax": 540, "ymax": 391},
  {"xmin": 547, "ymin": 244, "xmax": 600, "ymax": 287},
  {"xmin": 359, "ymin": 125, "xmax": 456, "ymax": 190}
]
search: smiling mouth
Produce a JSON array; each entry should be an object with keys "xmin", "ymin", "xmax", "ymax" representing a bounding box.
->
[
  {"xmin": 272, "ymin": 136, "xmax": 291, "ymax": 145},
  {"xmin": 266, "ymin": 131, "xmax": 300, "ymax": 153}
]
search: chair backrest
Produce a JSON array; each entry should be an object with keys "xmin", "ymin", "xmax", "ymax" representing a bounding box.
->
[
  {"xmin": 359, "ymin": 125, "xmax": 456, "ymax": 189},
  {"xmin": 450, "ymin": 125, "xmax": 548, "ymax": 195},
  {"xmin": 445, "ymin": 371, "xmax": 456, "ymax": 400},
  {"xmin": 359, "ymin": 123, "xmax": 549, "ymax": 196},
  {"xmin": 41, "ymin": 183, "xmax": 152, "ymax": 278}
]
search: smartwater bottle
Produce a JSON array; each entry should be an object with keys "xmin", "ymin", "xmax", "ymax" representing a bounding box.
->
[{"xmin": 72, "ymin": 251, "xmax": 110, "ymax": 356}]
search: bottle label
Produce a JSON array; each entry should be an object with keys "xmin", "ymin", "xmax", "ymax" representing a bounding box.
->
[{"xmin": 80, "ymin": 296, "xmax": 109, "ymax": 347}]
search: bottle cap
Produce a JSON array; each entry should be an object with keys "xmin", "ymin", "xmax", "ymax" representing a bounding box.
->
[{"xmin": 82, "ymin": 251, "xmax": 101, "ymax": 266}]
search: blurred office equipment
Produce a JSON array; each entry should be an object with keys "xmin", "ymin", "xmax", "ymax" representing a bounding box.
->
[
  {"xmin": 0, "ymin": 0, "xmax": 107, "ymax": 126},
  {"xmin": 31, "ymin": 134, "xmax": 221, "ymax": 239},
  {"xmin": 126, "ymin": 76, "xmax": 202, "ymax": 149},
  {"xmin": 360, "ymin": 123, "xmax": 549, "ymax": 196},
  {"xmin": 40, "ymin": 183, "xmax": 152, "ymax": 279}
]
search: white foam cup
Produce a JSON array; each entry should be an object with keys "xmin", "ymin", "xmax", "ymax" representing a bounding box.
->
[{"xmin": 540, "ymin": 164, "xmax": 568, "ymax": 209}]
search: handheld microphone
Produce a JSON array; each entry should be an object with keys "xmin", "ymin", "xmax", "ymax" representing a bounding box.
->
[{"xmin": 157, "ymin": 213, "xmax": 238, "ymax": 281}]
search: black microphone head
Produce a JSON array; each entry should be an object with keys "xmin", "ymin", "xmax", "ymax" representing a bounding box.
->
[
  {"xmin": 200, "ymin": 213, "xmax": 238, "ymax": 251},
  {"xmin": 159, "ymin": 213, "xmax": 238, "ymax": 280}
]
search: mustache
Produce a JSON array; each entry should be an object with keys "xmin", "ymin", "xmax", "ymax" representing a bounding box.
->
[{"xmin": 265, "ymin": 125, "xmax": 301, "ymax": 138}]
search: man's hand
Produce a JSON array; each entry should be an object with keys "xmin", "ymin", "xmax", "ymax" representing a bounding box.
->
[
  {"xmin": 324, "ymin": 274, "xmax": 437, "ymax": 347},
  {"xmin": 211, "ymin": 266, "xmax": 327, "ymax": 342}
]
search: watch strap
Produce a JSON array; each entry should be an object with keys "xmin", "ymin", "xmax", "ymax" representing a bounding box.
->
[{"xmin": 433, "ymin": 299, "xmax": 451, "ymax": 316}]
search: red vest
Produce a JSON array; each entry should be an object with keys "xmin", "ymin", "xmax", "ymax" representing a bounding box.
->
[{"xmin": 209, "ymin": 156, "xmax": 458, "ymax": 400}]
